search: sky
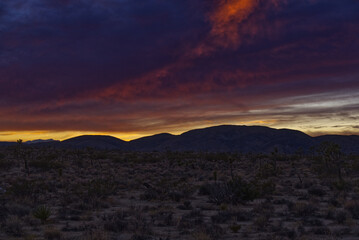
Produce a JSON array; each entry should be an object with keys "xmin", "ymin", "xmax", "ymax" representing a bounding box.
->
[{"xmin": 0, "ymin": 0, "xmax": 359, "ymax": 141}]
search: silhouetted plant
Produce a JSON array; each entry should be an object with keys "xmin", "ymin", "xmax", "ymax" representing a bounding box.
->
[
  {"xmin": 17, "ymin": 139, "xmax": 29, "ymax": 175},
  {"xmin": 8, "ymin": 179, "xmax": 36, "ymax": 198},
  {"xmin": 80, "ymin": 178, "xmax": 118, "ymax": 206},
  {"xmin": 4, "ymin": 215, "xmax": 24, "ymax": 237},
  {"xmin": 345, "ymin": 201, "xmax": 359, "ymax": 219},
  {"xmin": 44, "ymin": 228, "xmax": 62, "ymax": 240},
  {"xmin": 0, "ymin": 152, "xmax": 12, "ymax": 169},
  {"xmin": 228, "ymin": 176, "xmax": 260, "ymax": 203},
  {"xmin": 316, "ymin": 141, "xmax": 344, "ymax": 182},
  {"xmin": 229, "ymin": 224, "xmax": 241, "ymax": 233},
  {"xmin": 293, "ymin": 202, "xmax": 318, "ymax": 217},
  {"xmin": 33, "ymin": 205, "xmax": 51, "ymax": 224},
  {"xmin": 204, "ymin": 176, "xmax": 274, "ymax": 205},
  {"xmin": 103, "ymin": 211, "xmax": 128, "ymax": 233},
  {"xmin": 270, "ymin": 147, "xmax": 279, "ymax": 175},
  {"xmin": 29, "ymin": 157, "xmax": 63, "ymax": 171},
  {"xmin": 213, "ymin": 170, "xmax": 217, "ymax": 182}
]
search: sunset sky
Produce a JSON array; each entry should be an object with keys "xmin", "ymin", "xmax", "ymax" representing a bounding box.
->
[{"xmin": 1, "ymin": 0, "xmax": 359, "ymax": 141}]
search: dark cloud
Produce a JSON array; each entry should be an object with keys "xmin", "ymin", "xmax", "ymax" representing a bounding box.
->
[{"xmin": 0, "ymin": 0, "xmax": 359, "ymax": 138}]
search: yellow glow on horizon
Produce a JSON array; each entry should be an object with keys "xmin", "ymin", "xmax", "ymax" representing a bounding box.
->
[
  {"xmin": 0, "ymin": 131, "xmax": 148, "ymax": 142},
  {"xmin": 0, "ymin": 120, "xmax": 358, "ymax": 143}
]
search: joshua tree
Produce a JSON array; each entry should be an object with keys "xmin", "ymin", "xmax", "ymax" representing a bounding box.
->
[
  {"xmin": 223, "ymin": 153, "xmax": 238, "ymax": 181},
  {"xmin": 317, "ymin": 141, "xmax": 343, "ymax": 182},
  {"xmin": 228, "ymin": 156, "xmax": 235, "ymax": 181},
  {"xmin": 270, "ymin": 147, "xmax": 279, "ymax": 175},
  {"xmin": 17, "ymin": 139, "xmax": 29, "ymax": 175}
]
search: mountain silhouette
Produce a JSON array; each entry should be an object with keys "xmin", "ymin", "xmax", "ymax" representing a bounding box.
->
[
  {"xmin": 1, "ymin": 125, "xmax": 358, "ymax": 153},
  {"xmin": 129, "ymin": 133, "xmax": 175, "ymax": 151},
  {"xmin": 62, "ymin": 135, "xmax": 128, "ymax": 150},
  {"xmin": 314, "ymin": 135, "xmax": 359, "ymax": 154}
]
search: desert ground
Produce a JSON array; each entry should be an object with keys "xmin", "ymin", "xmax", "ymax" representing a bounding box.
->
[{"xmin": 1, "ymin": 145, "xmax": 359, "ymax": 240}]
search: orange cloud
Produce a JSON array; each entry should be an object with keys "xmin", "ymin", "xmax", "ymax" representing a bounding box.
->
[
  {"xmin": 191, "ymin": 0, "xmax": 285, "ymax": 57},
  {"xmin": 210, "ymin": 0, "xmax": 259, "ymax": 48}
]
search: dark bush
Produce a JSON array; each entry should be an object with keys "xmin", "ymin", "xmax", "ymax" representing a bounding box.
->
[
  {"xmin": 7, "ymin": 179, "xmax": 36, "ymax": 198},
  {"xmin": 44, "ymin": 228, "xmax": 62, "ymax": 240},
  {"xmin": 345, "ymin": 201, "xmax": 359, "ymax": 219},
  {"xmin": 308, "ymin": 185, "xmax": 326, "ymax": 197},
  {"xmin": 103, "ymin": 211, "xmax": 128, "ymax": 232},
  {"xmin": 86, "ymin": 178, "xmax": 117, "ymax": 199},
  {"xmin": 228, "ymin": 176, "xmax": 260, "ymax": 203},
  {"xmin": 7, "ymin": 203, "xmax": 30, "ymax": 217},
  {"xmin": 335, "ymin": 210, "xmax": 347, "ymax": 224},
  {"xmin": 293, "ymin": 202, "xmax": 318, "ymax": 217},
  {"xmin": 33, "ymin": 205, "xmax": 51, "ymax": 224},
  {"xmin": 29, "ymin": 158, "xmax": 63, "ymax": 171},
  {"xmin": 4, "ymin": 215, "xmax": 24, "ymax": 237},
  {"xmin": 0, "ymin": 154, "xmax": 13, "ymax": 169},
  {"xmin": 204, "ymin": 176, "xmax": 275, "ymax": 205},
  {"xmin": 211, "ymin": 211, "xmax": 233, "ymax": 223},
  {"xmin": 7, "ymin": 178, "xmax": 50, "ymax": 200}
]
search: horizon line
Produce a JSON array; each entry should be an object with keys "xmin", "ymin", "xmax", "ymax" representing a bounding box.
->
[{"xmin": 1, "ymin": 124, "xmax": 358, "ymax": 143}]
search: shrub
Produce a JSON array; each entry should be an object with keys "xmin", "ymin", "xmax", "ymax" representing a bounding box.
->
[
  {"xmin": 211, "ymin": 211, "xmax": 233, "ymax": 223},
  {"xmin": 128, "ymin": 211, "xmax": 152, "ymax": 235},
  {"xmin": 228, "ymin": 176, "xmax": 260, "ymax": 203},
  {"xmin": 86, "ymin": 178, "xmax": 117, "ymax": 199},
  {"xmin": 229, "ymin": 224, "xmax": 241, "ymax": 233},
  {"xmin": 29, "ymin": 158, "xmax": 63, "ymax": 171},
  {"xmin": 335, "ymin": 210, "xmax": 347, "ymax": 224},
  {"xmin": 258, "ymin": 179, "xmax": 276, "ymax": 196},
  {"xmin": 201, "ymin": 224, "xmax": 225, "ymax": 240},
  {"xmin": 312, "ymin": 227, "xmax": 331, "ymax": 235},
  {"xmin": 178, "ymin": 209, "xmax": 203, "ymax": 229},
  {"xmin": 332, "ymin": 180, "xmax": 351, "ymax": 191},
  {"xmin": 130, "ymin": 234, "xmax": 157, "ymax": 240},
  {"xmin": 308, "ymin": 185, "xmax": 326, "ymax": 197},
  {"xmin": 44, "ymin": 228, "xmax": 62, "ymax": 240},
  {"xmin": 33, "ymin": 205, "xmax": 51, "ymax": 224},
  {"xmin": 0, "ymin": 204, "xmax": 8, "ymax": 222},
  {"xmin": 293, "ymin": 202, "xmax": 318, "ymax": 217},
  {"xmin": 8, "ymin": 179, "xmax": 36, "ymax": 198},
  {"xmin": 191, "ymin": 232, "xmax": 211, "ymax": 240},
  {"xmin": 150, "ymin": 210, "xmax": 174, "ymax": 226},
  {"xmin": 345, "ymin": 201, "xmax": 359, "ymax": 219},
  {"xmin": 0, "ymin": 153, "xmax": 13, "ymax": 169},
  {"xmin": 103, "ymin": 211, "xmax": 128, "ymax": 233},
  {"xmin": 253, "ymin": 214, "xmax": 269, "ymax": 229},
  {"xmin": 82, "ymin": 229, "xmax": 110, "ymax": 240},
  {"xmin": 4, "ymin": 215, "xmax": 24, "ymax": 237},
  {"xmin": 234, "ymin": 210, "xmax": 253, "ymax": 221},
  {"xmin": 7, "ymin": 203, "xmax": 30, "ymax": 217},
  {"xmin": 204, "ymin": 176, "xmax": 275, "ymax": 205},
  {"xmin": 207, "ymin": 182, "xmax": 232, "ymax": 205}
]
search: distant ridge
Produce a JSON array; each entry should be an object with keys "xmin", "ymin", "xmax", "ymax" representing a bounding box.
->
[
  {"xmin": 0, "ymin": 141, "xmax": 16, "ymax": 147},
  {"xmin": 62, "ymin": 135, "xmax": 128, "ymax": 150},
  {"xmin": 1, "ymin": 125, "xmax": 358, "ymax": 153},
  {"xmin": 25, "ymin": 139, "xmax": 59, "ymax": 144},
  {"xmin": 314, "ymin": 135, "xmax": 359, "ymax": 155},
  {"xmin": 130, "ymin": 133, "xmax": 175, "ymax": 151}
]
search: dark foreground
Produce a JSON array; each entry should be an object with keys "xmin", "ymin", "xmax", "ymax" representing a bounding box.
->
[{"xmin": 1, "ymin": 145, "xmax": 359, "ymax": 239}]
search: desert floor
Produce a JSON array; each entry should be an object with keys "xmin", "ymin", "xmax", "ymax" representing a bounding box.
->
[{"xmin": 1, "ymin": 147, "xmax": 359, "ymax": 240}]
